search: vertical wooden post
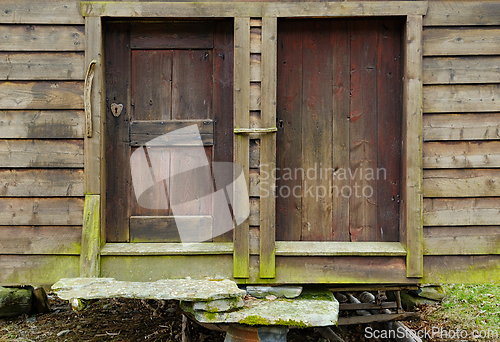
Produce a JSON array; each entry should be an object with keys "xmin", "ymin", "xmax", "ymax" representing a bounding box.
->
[
  {"xmin": 259, "ymin": 16, "xmax": 277, "ymax": 279},
  {"xmin": 81, "ymin": 195, "xmax": 101, "ymax": 277},
  {"xmin": 82, "ymin": 16, "xmax": 105, "ymax": 277},
  {"xmin": 233, "ymin": 17, "xmax": 250, "ymax": 278},
  {"xmin": 402, "ymin": 15, "xmax": 424, "ymax": 278}
]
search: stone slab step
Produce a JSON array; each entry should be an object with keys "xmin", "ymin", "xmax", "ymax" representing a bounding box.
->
[{"xmin": 52, "ymin": 278, "xmax": 246, "ymax": 301}]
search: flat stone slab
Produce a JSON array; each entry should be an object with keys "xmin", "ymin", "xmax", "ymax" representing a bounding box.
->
[
  {"xmin": 183, "ymin": 288, "xmax": 339, "ymax": 327},
  {"xmin": 52, "ymin": 278, "xmax": 246, "ymax": 301},
  {"xmin": 246, "ymin": 286, "xmax": 303, "ymax": 299}
]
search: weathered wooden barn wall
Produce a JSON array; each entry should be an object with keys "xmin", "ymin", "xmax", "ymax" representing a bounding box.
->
[{"xmin": 0, "ymin": 0, "xmax": 499, "ymax": 285}]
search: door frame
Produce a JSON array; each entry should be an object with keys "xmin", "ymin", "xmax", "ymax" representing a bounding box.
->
[{"xmin": 80, "ymin": 1, "xmax": 428, "ymax": 282}]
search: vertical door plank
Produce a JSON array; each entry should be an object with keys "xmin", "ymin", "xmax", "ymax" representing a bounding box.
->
[
  {"xmin": 376, "ymin": 18, "xmax": 403, "ymax": 242},
  {"xmin": 131, "ymin": 50, "xmax": 172, "ymax": 121},
  {"xmin": 80, "ymin": 194, "xmax": 100, "ymax": 277},
  {"xmin": 276, "ymin": 20, "xmax": 303, "ymax": 241},
  {"xmin": 172, "ymin": 50, "xmax": 213, "ymax": 120},
  {"xmin": 233, "ymin": 17, "xmax": 250, "ymax": 278},
  {"xmin": 301, "ymin": 20, "xmax": 334, "ymax": 241},
  {"xmin": 403, "ymin": 15, "xmax": 424, "ymax": 278},
  {"xmin": 331, "ymin": 20, "xmax": 350, "ymax": 242},
  {"xmin": 349, "ymin": 19, "xmax": 378, "ymax": 242},
  {"xmin": 105, "ymin": 23, "xmax": 131, "ymax": 242},
  {"xmin": 212, "ymin": 21, "xmax": 234, "ymax": 242},
  {"xmin": 259, "ymin": 16, "xmax": 277, "ymax": 278}
]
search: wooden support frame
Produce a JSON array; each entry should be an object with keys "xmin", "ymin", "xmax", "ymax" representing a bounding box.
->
[{"xmin": 81, "ymin": 1, "xmax": 427, "ymax": 282}]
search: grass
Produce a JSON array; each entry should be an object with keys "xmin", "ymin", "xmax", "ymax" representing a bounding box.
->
[{"xmin": 425, "ymin": 284, "xmax": 500, "ymax": 340}]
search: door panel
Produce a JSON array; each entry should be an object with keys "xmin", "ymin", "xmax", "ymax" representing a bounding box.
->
[
  {"xmin": 105, "ymin": 20, "xmax": 233, "ymax": 243},
  {"xmin": 276, "ymin": 18, "xmax": 403, "ymax": 243}
]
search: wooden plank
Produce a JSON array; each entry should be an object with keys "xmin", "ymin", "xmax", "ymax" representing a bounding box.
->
[
  {"xmin": 0, "ymin": 81, "xmax": 83, "ymax": 110},
  {"xmin": 80, "ymin": 194, "xmax": 100, "ymax": 277},
  {"xmin": 423, "ymin": 27, "xmax": 500, "ymax": 56},
  {"xmin": 0, "ymin": 169, "xmax": 83, "ymax": 197},
  {"xmin": 233, "ymin": 17, "xmax": 250, "ymax": 279},
  {"xmin": 84, "ymin": 16, "xmax": 104, "ymax": 196},
  {"xmin": 424, "ymin": 85, "xmax": 500, "ymax": 113},
  {"xmin": 212, "ymin": 20, "xmax": 234, "ymax": 243},
  {"xmin": 423, "ymin": 141, "xmax": 500, "ymax": 169},
  {"xmin": 300, "ymin": 20, "xmax": 334, "ymax": 242},
  {"xmin": 423, "ymin": 255, "xmax": 500, "ymax": 284},
  {"xmin": 276, "ymin": 20, "xmax": 303, "ymax": 242},
  {"xmin": 130, "ymin": 120, "xmax": 213, "ymax": 146},
  {"xmin": 0, "ymin": 52, "xmax": 85, "ymax": 81},
  {"xmin": 423, "ymin": 113, "xmax": 500, "ymax": 141},
  {"xmin": 331, "ymin": 20, "xmax": 350, "ymax": 242},
  {"xmin": 423, "ymin": 169, "xmax": 500, "ymax": 197},
  {"xmin": 0, "ymin": 110, "xmax": 84, "ymax": 139},
  {"xmin": 101, "ymin": 242, "xmax": 233, "ymax": 256},
  {"xmin": 270, "ymin": 256, "xmax": 415, "ymax": 284},
  {"xmin": 338, "ymin": 313, "xmax": 418, "ymax": 326},
  {"xmin": 0, "ymin": 139, "xmax": 83, "ymax": 168},
  {"xmin": 423, "ymin": 57, "xmax": 500, "ymax": 85},
  {"xmin": 259, "ymin": 16, "xmax": 277, "ymax": 278},
  {"xmin": 349, "ymin": 19, "xmax": 377, "ymax": 242},
  {"xmin": 105, "ymin": 22, "xmax": 130, "ymax": 242},
  {"xmin": 81, "ymin": 2, "xmax": 429, "ymax": 18},
  {"xmin": 0, "ymin": 0, "xmax": 84, "ymax": 24},
  {"xmin": 172, "ymin": 50, "xmax": 213, "ymax": 120},
  {"xmin": 130, "ymin": 216, "xmax": 213, "ymax": 243},
  {"xmin": 0, "ymin": 25, "xmax": 84, "ymax": 51},
  {"xmin": 0, "ymin": 226, "xmax": 81, "ymax": 255},
  {"xmin": 376, "ymin": 18, "xmax": 403, "ymax": 243},
  {"xmin": 250, "ymin": 27, "xmax": 261, "ymax": 53},
  {"xmin": 250, "ymin": 18, "xmax": 262, "ymax": 27},
  {"xmin": 249, "ymin": 82, "xmax": 261, "ymax": 111},
  {"xmin": 130, "ymin": 22, "xmax": 214, "ymax": 50},
  {"xmin": 0, "ymin": 255, "xmax": 79, "ymax": 286},
  {"xmin": 424, "ymin": 198, "xmax": 500, "ymax": 226},
  {"xmin": 402, "ymin": 15, "xmax": 424, "ymax": 278},
  {"xmin": 0, "ymin": 197, "xmax": 84, "ymax": 226},
  {"xmin": 275, "ymin": 242, "xmax": 407, "ymax": 256},
  {"xmin": 250, "ymin": 54, "xmax": 261, "ymax": 82},
  {"xmin": 424, "ymin": 226, "xmax": 500, "ymax": 255},
  {"xmin": 424, "ymin": 1, "xmax": 500, "ymax": 26},
  {"xmin": 131, "ymin": 50, "xmax": 172, "ymax": 121}
]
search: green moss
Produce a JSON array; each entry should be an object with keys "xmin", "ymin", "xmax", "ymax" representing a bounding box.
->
[
  {"xmin": 203, "ymin": 311, "xmax": 218, "ymax": 321},
  {"xmin": 240, "ymin": 315, "xmax": 271, "ymax": 326}
]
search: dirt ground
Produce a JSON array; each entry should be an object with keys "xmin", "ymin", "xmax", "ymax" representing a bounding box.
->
[{"xmin": 0, "ymin": 294, "xmax": 428, "ymax": 342}]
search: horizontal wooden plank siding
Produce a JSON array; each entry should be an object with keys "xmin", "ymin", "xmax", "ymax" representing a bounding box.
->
[
  {"xmin": 423, "ymin": 113, "xmax": 500, "ymax": 141},
  {"xmin": 0, "ymin": 140, "xmax": 83, "ymax": 168},
  {"xmin": 0, "ymin": 52, "xmax": 85, "ymax": 80},
  {"xmin": 0, "ymin": 25, "xmax": 84, "ymax": 51},
  {"xmin": 0, "ymin": 169, "xmax": 83, "ymax": 197},
  {"xmin": 423, "ymin": 141, "xmax": 500, "ymax": 169},
  {"xmin": 423, "ymin": 255, "xmax": 500, "ymax": 284},
  {"xmin": 0, "ymin": 0, "xmax": 84, "ymax": 24},
  {"xmin": 0, "ymin": 82, "xmax": 83, "ymax": 110},
  {"xmin": 0, "ymin": 255, "xmax": 79, "ymax": 286},
  {"xmin": 0, "ymin": 197, "xmax": 84, "ymax": 226},
  {"xmin": 424, "ymin": 226, "xmax": 500, "ymax": 255},
  {"xmin": 423, "ymin": 169, "xmax": 500, "ymax": 197},
  {"xmin": 423, "ymin": 85, "xmax": 500, "ymax": 113},
  {"xmin": 0, "ymin": 226, "xmax": 81, "ymax": 254},
  {"xmin": 424, "ymin": 1, "xmax": 500, "ymax": 26},
  {"xmin": 423, "ymin": 27, "xmax": 500, "ymax": 56},
  {"xmin": 423, "ymin": 198, "xmax": 500, "ymax": 226},
  {"xmin": 423, "ymin": 57, "xmax": 500, "ymax": 85},
  {"xmin": 0, "ymin": 110, "xmax": 84, "ymax": 139}
]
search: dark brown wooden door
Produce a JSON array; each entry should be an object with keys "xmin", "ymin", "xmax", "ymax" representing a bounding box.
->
[
  {"xmin": 105, "ymin": 21, "xmax": 233, "ymax": 243},
  {"xmin": 276, "ymin": 18, "xmax": 403, "ymax": 242}
]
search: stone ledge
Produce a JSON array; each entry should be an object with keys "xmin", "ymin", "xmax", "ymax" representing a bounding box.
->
[{"xmin": 52, "ymin": 278, "xmax": 246, "ymax": 301}]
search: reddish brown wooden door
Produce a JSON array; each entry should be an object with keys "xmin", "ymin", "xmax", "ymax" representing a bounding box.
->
[
  {"xmin": 276, "ymin": 18, "xmax": 403, "ymax": 242},
  {"xmin": 105, "ymin": 20, "xmax": 233, "ymax": 243}
]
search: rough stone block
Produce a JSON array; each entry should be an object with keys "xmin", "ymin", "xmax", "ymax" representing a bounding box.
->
[
  {"xmin": 0, "ymin": 286, "xmax": 33, "ymax": 318},
  {"xmin": 193, "ymin": 297, "xmax": 245, "ymax": 312},
  {"xmin": 246, "ymin": 286, "xmax": 303, "ymax": 299}
]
